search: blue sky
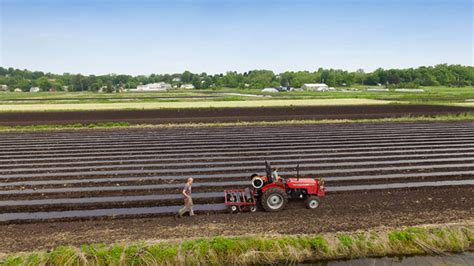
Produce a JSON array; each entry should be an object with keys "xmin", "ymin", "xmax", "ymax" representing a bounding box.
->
[{"xmin": 0, "ymin": 0, "xmax": 472, "ymax": 75}]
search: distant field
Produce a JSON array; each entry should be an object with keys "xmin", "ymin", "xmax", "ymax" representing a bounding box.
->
[
  {"xmin": 0, "ymin": 91, "xmax": 212, "ymax": 100},
  {"xmin": 0, "ymin": 86, "xmax": 472, "ymax": 102},
  {"xmin": 270, "ymin": 86, "xmax": 474, "ymax": 103},
  {"xmin": 0, "ymin": 86, "xmax": 472, "ymax": 112},
  {"xmin": 0, "ymin": 98, "xmax": 392, "ymax": 112}
]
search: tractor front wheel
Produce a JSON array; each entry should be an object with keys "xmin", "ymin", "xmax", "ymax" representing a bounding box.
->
[
  {"xmin": 250, "ymin": 205, "xmax": 257, "ymax": 212},
  {"xmin": 305, "ymin": 196, "xmax": 320, "ymax": 209},
  {"xmin": 228, "ymin": 205, "xmax": 239, "ymax": 213},
  {"xmin": 261, "ymin": 187, "xmax": 288, "ymax": 212}
]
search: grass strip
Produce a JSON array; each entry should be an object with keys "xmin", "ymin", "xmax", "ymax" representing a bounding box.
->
[
  {"xmin": 1, "ymin": 224, "xmax": 472, "ymax": 265},
  {"xmin": 0, "ymin": 112, "xmax": 473, "ymax": 132}
]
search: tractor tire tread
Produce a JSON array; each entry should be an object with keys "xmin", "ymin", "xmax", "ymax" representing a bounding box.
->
[
  {"xmin": 305, "ymin": 196, "xmax": 320, "ymax": 209},
  {"xmin": 261, "ymin": 187, "xmax": 288, "ymax": 212}
]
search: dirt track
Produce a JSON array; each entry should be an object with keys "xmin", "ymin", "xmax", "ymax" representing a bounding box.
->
[
  {"xmin": 0, "ymin": 186, "xmax": 472, "ymax": 253},
  {"xmin": 1, "ymin": 104, "xmax": 473, "ymax": 125}
]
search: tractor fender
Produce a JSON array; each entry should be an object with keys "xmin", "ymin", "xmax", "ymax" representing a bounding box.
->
[{"xmin": 261, "ymin": 183, "xmax": 286, "ymax": 193}]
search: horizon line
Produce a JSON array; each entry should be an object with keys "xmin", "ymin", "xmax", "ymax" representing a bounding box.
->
[{"xmin": 1, "ymin": 63, "xmax": 471, "ymax": 77}]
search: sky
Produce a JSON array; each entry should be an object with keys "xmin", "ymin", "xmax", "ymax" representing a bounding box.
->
[{"xmin": 0, "ymin": 0, "xmax": 472, "ymax": 75}]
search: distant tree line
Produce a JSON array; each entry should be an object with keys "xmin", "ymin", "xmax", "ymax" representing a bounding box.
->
[{"xmin": 0, "ymin": 64, "xmax": 472, "ymax": 92}]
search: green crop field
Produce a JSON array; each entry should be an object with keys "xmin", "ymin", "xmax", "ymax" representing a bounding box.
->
[{"xmin": 0, "ymin": 86, "xmax": 472, "ymax": 112}]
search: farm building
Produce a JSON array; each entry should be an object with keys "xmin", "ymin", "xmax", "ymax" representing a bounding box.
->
[
  {"xmin": 317, "ymin": 87, "xmax": 336, "ymax": 92},
  {"xmin": 302, "ymin": 83, "xmax": 329, "ymax": 91},
  {"xmin": 0, "ymin": 85, "xmax": 8, "ymax": 91},
  {"xmin": 180, "ymin": 84, "xmax": 195, "ymax": 89},
  {"xmin": 29, "ymin": 87, "xmax": 41, "ymax": 92},
  {"xmin": 130, "ymin": 82, "xmax": 171, "ymax": 92},
  {"xmin": 261, "ymin": 88, "xmax": 279, "ymax": 93},
  {"xmin": 14, "ymin": 88, "xmax": 22, "ymax": 92}
]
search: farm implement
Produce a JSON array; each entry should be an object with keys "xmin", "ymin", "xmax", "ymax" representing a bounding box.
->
[{"xmin": 224, "ymin": 161, "xmax": 326, "ymax": 213}]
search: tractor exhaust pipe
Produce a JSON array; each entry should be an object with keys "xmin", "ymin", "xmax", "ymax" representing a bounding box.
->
[
  {"xmin": 297, "ymin": 164, "xmax": 300, "ymax": 181},
  {"xmin": 265, "ymin": 160, "xmax": 273, "ymax": 183}
]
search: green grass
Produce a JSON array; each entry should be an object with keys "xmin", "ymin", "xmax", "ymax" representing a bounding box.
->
[
  {"xmin": 0, "ymin": 112, "xmax": 473, "ymax": 132},
  {"xmin": 0, "ymin": 90, "xmax": 212, "ymax": 100},
  {"xmin": 256, "ymin": 86, "xmax": 474, "ymax": 103},
  {"xmin": 1, "ymin": 224, "xmax": 472, "ymax": 265}
]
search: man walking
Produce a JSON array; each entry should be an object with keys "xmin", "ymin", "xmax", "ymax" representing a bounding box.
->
[{"xmin": 175, "ymin": 177, "xmax": 194, "ymax": 219}]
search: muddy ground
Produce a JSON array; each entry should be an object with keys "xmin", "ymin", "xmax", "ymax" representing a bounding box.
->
[
  {"xmin": 1, "ymin": 104, "xmax": 473, "ymax": 125},
  {"xmin": 1, "ymin": 186, "xmax": 472, "ymax": 253}
]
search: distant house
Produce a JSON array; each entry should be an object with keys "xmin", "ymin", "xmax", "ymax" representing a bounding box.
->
[
  {"xmin": 14, "ymin": 88, "xmax": 23, "ymax": 92},
  {"xmin": 261, "ymin": 88, "xmax": 279, "ymax": 93},
  {"xmin": 172, "ymin": 77, "xmax": 181, "ymax": 82},
  {"xmin": 130, "ymin": 82, "xmax": 171, "ymax": 92},
  {"xmin": 302, "ymin": 83, "xmax": 328, "ymax": 91},
  {"xmin": 29, "ymin": 87, "xmax": 41, "ymax": 93},
  {"xmin": 180, "ymin": 84, "xmax": 195, "ymax": 90},
  {"xmin": 0, "ymin": 85, "xmax": 8, "ymax": 91}
]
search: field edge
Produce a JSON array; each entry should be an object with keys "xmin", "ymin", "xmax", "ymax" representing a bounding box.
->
[
  {"xmin": 0, "ymin": 112, "xmax": 473, "ymax": 132},
  {"xmin": 0, "ymin": 98, "xmax": 394, "ymax": 112},
  {"xmin": 1, "ymin": 223, "xmax": 472, "ymax": 265}
]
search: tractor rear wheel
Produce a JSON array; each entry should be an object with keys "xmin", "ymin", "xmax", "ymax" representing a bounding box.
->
[
  {"xmin": 305, "ymin": 196, "xmax": 320, "ymax": 209},
  {"xmin": 261, "ymin": 187, "xmax": 288, "ymax": 212}
]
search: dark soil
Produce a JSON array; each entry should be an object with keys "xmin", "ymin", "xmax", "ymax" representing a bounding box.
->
[
  {"xmin": 1, "ymin": 186, "xmax": 472, "ymax": 253},
  {"xmin": 1, "ymin": 104, "xmax": 473, "ymax": 125}
]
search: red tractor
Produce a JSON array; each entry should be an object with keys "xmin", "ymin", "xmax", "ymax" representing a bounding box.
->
[{"xmin": 250, "ymin": 161, "xmax": 326, "ymax": 212}]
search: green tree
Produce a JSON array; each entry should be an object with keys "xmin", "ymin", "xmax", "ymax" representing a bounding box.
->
[{"xmin": 35, "ymin": 77, "xmax": 52, "ymax": 90}]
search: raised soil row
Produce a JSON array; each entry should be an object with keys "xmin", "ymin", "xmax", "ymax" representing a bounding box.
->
[{"xmin": 0, "ymin": 121, "xmax": 472, "ymax": 222}]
